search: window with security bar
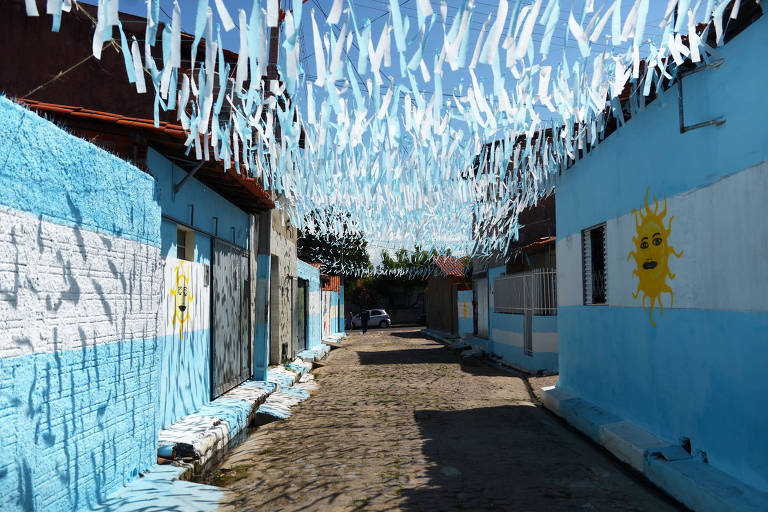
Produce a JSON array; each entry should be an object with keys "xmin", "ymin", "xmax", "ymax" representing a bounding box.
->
[
  {"xmin": 493, "ymin": 269, "xmax": 557, "ymax": 316},
  {"xmin": 582, "ymin": 223, "xmax": 607, "ymax": 305}
]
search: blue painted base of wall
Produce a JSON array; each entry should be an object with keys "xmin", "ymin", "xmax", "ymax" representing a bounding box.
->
[
  {"xmin": 559, "ymin": 305, "xmax": 768, "ymax": 493},
  {"xmin": 489, "ymin": 342, "xmax": 558, "ymax": 375},
  {"xmin": 158, "ymin": 329, "xmax": 211, "ymax": 429},
  {"xmin": 541, "ymin": 386, "xmax": 768, "ymax": 512},
  {"xmin": 0, "ymin": 338, "xmax": 159, "ymax": 512},
  {"xmin": 486, "ymin": 312, "xmax": 558, "ymax": 374}
]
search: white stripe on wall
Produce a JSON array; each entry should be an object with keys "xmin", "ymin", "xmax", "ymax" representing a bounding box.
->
[
  {"xmin": 491, "ymin": 329, "xmax": 558, "ymax": 353},
  {"xmin": 559, "ymin": 160, "xmax": 768, "ymax": 312},
  {"xmin": 556, "ymin": 233, "xmax": 583, "ymax": 308},
  {"xmin": 0, "ymin": 206, "xmax": 161, "ymax": 358}
]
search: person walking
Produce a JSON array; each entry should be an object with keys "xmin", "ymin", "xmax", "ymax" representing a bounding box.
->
[{"xmin": 361, "ymin": 309, "xmax": 370, "ymax": 335}]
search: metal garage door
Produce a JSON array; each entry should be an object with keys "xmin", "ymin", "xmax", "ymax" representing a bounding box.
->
[{"xmin": 212, "ymin": 239, "xmax": 251, "ymax": 398}]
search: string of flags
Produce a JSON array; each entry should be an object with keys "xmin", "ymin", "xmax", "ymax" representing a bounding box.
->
[{"xmin": 22, "ymin": 0, "xmax": 748, "ymax": 277}]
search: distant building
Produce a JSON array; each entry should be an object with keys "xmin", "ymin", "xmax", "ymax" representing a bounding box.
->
[
  {"xmin": 425, "ymin": 255, "xmax": 470, "ymax": 337},
  {"xmin": 472, "ymin": 193, "xmax": 558, "ymax": 374}
]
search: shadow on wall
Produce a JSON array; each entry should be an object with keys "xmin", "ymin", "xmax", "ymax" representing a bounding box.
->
[{"xmin": 0, "ymin": 213, "xmax": 160, "ymax": 510}]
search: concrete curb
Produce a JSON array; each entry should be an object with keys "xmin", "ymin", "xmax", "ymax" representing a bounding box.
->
[
  {"xmin": 541, "ymin": 386, "xmax": 768, "ymax": 512},
  {"xmin": 321, "ymin": 332, "xmax": 346, "ymax": 344},
  {"xmin": 155, "ymin": 357, "xmax": 316, "ymax": 479},
  {"xmin": 98, "ymin": 346, "xmax": 331, "ymax": 510},
  {"xmin": 422, "ymin": 328, "xmax": 489, "ymax": 358}
]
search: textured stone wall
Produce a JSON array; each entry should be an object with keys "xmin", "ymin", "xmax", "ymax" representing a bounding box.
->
[
  {"xmin": 269, "ymin": 211, "xmax": 297, "ymax": 363},
  {"xmin": 0, "ymin": 96, "xmax": 162, "ymax": 511}
]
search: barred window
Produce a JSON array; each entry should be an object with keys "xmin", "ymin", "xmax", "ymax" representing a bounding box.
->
[
  {"xmin": 582, "ymin": 223, "xmax": 607, "ymax": 305},
  {"xmin": 493, "ymin": 269, "xmax": 557, "ymax": 316}
]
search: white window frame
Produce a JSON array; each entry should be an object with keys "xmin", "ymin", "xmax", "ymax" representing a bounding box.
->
[{"xmin": 177, "ymin": 226, "xmax": 195, "ymax": 261}]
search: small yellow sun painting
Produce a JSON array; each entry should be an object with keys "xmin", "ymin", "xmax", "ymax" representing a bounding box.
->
[
  {"xmin": 169, "ymin": 261, "xmax": 193, "ymax": 339},
  {"xmin": 627, "ymin": 187, "xmax": 683, "ymax": 327}
]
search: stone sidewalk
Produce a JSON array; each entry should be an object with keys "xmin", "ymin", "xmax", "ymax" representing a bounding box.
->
[
  {"xmin": 210, "ymin": 327, "xmax": 685, "ymax": 511},
  {"xmin": 94, "ymin": 343, "xmax": 334, "ymax": 511}
]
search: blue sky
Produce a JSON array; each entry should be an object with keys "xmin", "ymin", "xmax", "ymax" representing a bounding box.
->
[
  {"xmin": 87, "ymin": 0, "xmax": 670, "ymax": 117},
  {"xmin": 79, "ymin": 0, "xmax": 675, "ymax": 260}
]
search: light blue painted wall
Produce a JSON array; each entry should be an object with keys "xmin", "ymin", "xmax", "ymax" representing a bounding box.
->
[
  {"xmin": 558, "ymin": 306, "xmax": 768, "ymax": 491},
  {"xmin": 253, "ymin": 253, "xmax": 271, "ymax": 380},
  {"xmin": 157, "ymin": 330, "xmax": 211, "ymax": 428},
  {"xmin": 555, "ymin": 18, "xmax": 768, "ymax": 492},
  {"xmin": 297, "ymin": 261, "xmax": 322, "ymax": 349},
  {"xmin": 0, "ymin": 97, "xmax": 160, "ymax": 247},
  {"xmin": 487, "ymin": 266, "xmax": 558, "ymax": 373},
  {"xmin": 557, "ymin": 16, "xmax": 768, "ymax": 239},
  {"xmin": 0, "ymin": 96, "xmax": 161, "ymax": 511},
  {"xmin": 0, "ymin": 338, "xmax": 161, "ymax": 512},
  {"xmin": 330, "ymin": 291, "xmax": 339, "ymax": 333},
  {"xmin": 339, "ymin": 285, "xmax": 345, "ymax": 334},
  {"xmin": 148, "ymin": 149, "xmax": 254, "ymax": 426},
  {"xmin": 458, "ymin": 290, "xmax": 473, "ymax": 335},
  {"xmin": 148, "ymin": 147, "xmax": 250, "ymax": 253},
  {"xmin": 160, "ymin": 218, "xmax": 212, "ymax": 264}
]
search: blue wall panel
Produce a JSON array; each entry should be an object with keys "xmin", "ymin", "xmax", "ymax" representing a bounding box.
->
[
  {"xmin": 559, "ymin": 306, "xmax": 768, "ymax": 491},
  {"xmin": 253, "ymin": 253, "xmax": 272, "ymax": 380},
  {"xmin": 0, "ymin": 97, "xmax": 159, "ymax": 246},
  {"xmin": 148, "ymin": 148, "xmax": 249, "ymax": 251},
  {"xmin": 157, "ymin": 329, "xmax": 211, "ymax": 428},
  {"xmin": 558, "ymin": 16, "xmax": 768, "ymax": 239},
  {"xmin": 0, "ymin": 338, "xmax": 160, "ymax": 512},
  {"xmin": 457, "ymin": 290, "xmax": 473, "ymax": 335},
  {"xmin": 297, "ymin": 261, "xmax": 322, "ymax": 349}
]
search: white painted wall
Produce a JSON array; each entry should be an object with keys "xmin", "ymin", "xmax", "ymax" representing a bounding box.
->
[
  {"xmin": 558, "ymin": 161, "xmax": 768, "ymax": 312},
  {"xmin": 0, "ymin": 205, "xmax": 161, "ymax": 358},
  {"xmin": 158, "ymin": 258, "xmax": 210, "ymax": 338}
]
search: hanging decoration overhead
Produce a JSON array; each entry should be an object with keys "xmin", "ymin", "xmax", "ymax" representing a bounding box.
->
[{"xmin": 20, "ymin": 0, "xmax": 747, "ymax": 276}]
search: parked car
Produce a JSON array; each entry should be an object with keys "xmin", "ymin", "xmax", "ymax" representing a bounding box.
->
[{"xmin": 351, "ymin": 309, "xmax": 391, "ymax": 328}]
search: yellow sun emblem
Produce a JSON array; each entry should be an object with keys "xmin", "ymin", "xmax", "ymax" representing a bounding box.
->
[
  {"xmin": 627, "ymin": 187, "xmax": 683, "ymax": 327},
  {"xmin": 169, "ymin": 261, "xmax": 193, "ymax": 339}
]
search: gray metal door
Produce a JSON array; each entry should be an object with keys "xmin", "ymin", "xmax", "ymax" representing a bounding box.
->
[
  {"xmin": 524, "ymin": 309, "xmax": 533, "ymax": 356},
  {"xmin": 476, "ymin": 277, "xmax": 489, "ymax": 338},
  {"xmin": 212, "ymin": 239, "xmax": 251, "ymax": 398}
]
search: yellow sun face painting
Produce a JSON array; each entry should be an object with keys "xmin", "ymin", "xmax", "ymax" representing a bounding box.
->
[
  {"xmin": 169, "ymin": 261, "xmax": 193, "ymax": 339},
  {"xmin": 627, "ymin": 188, "xmax": 683, "ymax": 327}
]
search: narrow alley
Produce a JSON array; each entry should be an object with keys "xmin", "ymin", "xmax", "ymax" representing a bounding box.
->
[
  {"xmin": 212, "ymin": 328, "xmax": 683, "ymax": 512},
  {"xmin": 3, "ymin": 2, "xmax": 767, "ymax": 511}
]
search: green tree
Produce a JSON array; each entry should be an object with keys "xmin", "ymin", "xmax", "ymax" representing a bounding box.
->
[{"xmin": 297, "ymin": 210, "xmax": 370, "ymax": 277}]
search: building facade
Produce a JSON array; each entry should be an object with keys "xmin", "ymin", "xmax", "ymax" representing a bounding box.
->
[
  {"xmin": 0, "ymin": 95, "xmax": 163, "ymax": 511},
  {"xmin": 550, "ymin": 12, "xmax": 768, "ymax": 498},
  {"xmin": 472, "ymin": 195, "xmax": 558, "ymax": 374}
]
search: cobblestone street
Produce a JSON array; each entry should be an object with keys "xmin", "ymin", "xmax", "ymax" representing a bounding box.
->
[{"xmin": 212, "ymin": 328, "xmax": 683, "ymax": 511}]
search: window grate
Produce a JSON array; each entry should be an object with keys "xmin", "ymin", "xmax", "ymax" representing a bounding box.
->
[
  {"xmin": 493, "ymin": 269, "xmax": 557, "ymax": 316},
  {"xmin": 582, "ymin": 224, "xmax": 607, "ymax": 305}
]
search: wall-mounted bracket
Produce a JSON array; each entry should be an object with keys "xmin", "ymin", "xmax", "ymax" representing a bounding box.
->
[
  {"xmin": 678, "ymin": 58, "xmax": 726, "ymax": 134},
  {"xmin": 173, "ymin": 160, "xmax": 205, "ymax": 198}
]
